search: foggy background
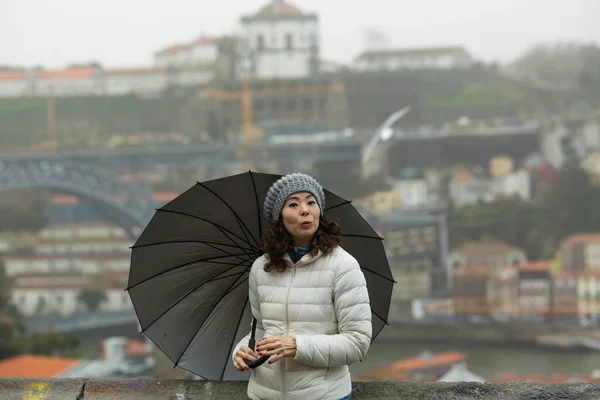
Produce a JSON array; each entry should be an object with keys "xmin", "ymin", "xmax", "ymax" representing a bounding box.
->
[{"xmin": 0, "ymin": 0, "xmax": 599, "ymax": 384}]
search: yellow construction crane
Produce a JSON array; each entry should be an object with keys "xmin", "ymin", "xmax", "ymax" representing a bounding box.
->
[{"xmin": 201, "ymin": 80, "xmax": 332, "ymax": 144}]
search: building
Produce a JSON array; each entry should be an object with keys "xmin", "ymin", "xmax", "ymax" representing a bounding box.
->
[
  {"xmin": 449, "ymin": 168, "xmax": 531, "ymax": 207},
  {"xmin": 0, "ymin": 337, "xmax": 152, "ymax": 378},
  {"xmin": 577, "ymin": 271, "xmax": 600, "ymax": 326},
  {"xmin": 561, "ymin": 233, "xmax": 600, "ymax": 271},
  {"xmin": 553, "ymin": 271, "xmax": 579, "ymax": 325},
  {"xmin": 358, "ymin": 351, "xmax": 468, "ymax": 382},
  {"xmin": 0, "ymin": 66, "xmax": 212, "ymax": 98},
  {"xmin": 3, "ymin": 254, "xmax": 130, "ymax": 277},
  {"xmin": 0, "ymin": 354, "xmax": 81, "ymax": 378},
  {"xmin": 452, "ymin": 266, "xmax": 491, "ymax": 321},
  {"xmin": 10, "ymin": 269, "xmax": 130, "ymax": 317},
  {"xmin": 518, "ymin": 262, "xmax": 552, "ymax": 324},
  {"xmin": 353, "ymin": 46, "xmax": 474, "ymax": 72},
  {"xmin": 194, "ymin": 76, "xmax": 347, "ymax": 142},
  {"xmin": 154, "ymin": 36, "xmax": 221, "ymax": 69},
  {"xmin": 389, "ymin": 180, "xmax": 430, "ymax": 208},
  {"xmin": 373, "ymin": 209, "xmax": 448, "ymax": 304},
  {"xmin": 448, "ymin": 241, "xmax": 527, "ymax": 271},
  {"xmin": 34, "ymin": 222, "xmax": 131, "ymax": 255},
  {"xmin": 487, "ymin": 266, "xmax": 519, "ymax": 322},
  {"xmin": 239, "ymin": 0, "xmax": 319, "ymax": 79}
]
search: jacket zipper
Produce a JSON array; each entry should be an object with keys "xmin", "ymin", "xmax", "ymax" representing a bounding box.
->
[{"xmin": 282, "ymin": 265, "xmax": 296, "ymax": 399}]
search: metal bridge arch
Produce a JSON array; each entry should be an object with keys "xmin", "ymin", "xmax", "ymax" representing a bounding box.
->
[{"xmin": 0, "ymin": 159, "xmax": 155, "ymax": 238}]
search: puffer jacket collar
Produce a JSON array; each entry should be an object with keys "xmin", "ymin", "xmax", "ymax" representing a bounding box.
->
[{"xmin": 284, "ymin": 248, "xmax": 323, "ymax": 267}]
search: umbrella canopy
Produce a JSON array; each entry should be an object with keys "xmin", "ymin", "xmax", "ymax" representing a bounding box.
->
[{"xmin": 126, "ymin": 171, "xmax": 394, "ymax": 380}]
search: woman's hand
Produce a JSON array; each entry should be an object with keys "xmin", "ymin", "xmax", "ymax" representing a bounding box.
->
[
  {"xmin": 233, "ymin": 345, "xmax": 258, "ymax": 371},
  {"xmin": 257, "ymin": 336, "xmax": 297, "ymax": 364}
]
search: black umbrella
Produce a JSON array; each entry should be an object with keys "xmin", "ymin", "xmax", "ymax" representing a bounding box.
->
[{"xmin": 126, "ymin": 171, "xmax": 394, "ymax": 380}]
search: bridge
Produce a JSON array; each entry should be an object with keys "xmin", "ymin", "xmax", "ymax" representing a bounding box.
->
[
  {"xmin": 0, "ymin": 124, "xmax": 551, "ymax": 180},
  {"xmin": 0, "ymin": 124, "xmax": 550, "ymax": 237},
  {"xmin": 0, "ymin": 158, "xmax": 156, "ymax": 236},
  {"xmin": 0, "ymin": 140, "xmax": 364, "ymax": 180}
]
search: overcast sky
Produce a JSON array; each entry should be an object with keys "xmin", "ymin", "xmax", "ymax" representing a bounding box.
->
[{"xmin": 1, "ymin": 0, "xmax": 598, "ymax": 69}]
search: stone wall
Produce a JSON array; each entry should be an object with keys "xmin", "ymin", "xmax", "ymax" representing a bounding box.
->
[{"xmin": 2, "ymin": 378, "xmax": 599, "ymax": 400}]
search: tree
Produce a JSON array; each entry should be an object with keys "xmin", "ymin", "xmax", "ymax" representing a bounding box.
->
[
  {"xmin": 543, "ymin": 165, "xmax": 600, "ymax": 241},
  {"xmin": 448, "ymin": 198, "xmax": 554, "ymax": 260},
  {"xmin": 0, "ymin": 197, "xmax": 48, "ymax": 232},
  {"xmin": 76, "ymin": 290, "xmax": 108, "ymax": 312},
  {"xmin": 29, "ymin": 331, "xmax": 80, "ymax": 357},
  {"xmin": 448, "ymin": 166, "xmax": 600, "ymax": 260}
]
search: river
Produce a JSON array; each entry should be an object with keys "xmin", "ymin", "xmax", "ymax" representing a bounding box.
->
[{"xmin": 349, "ymin": 340, "xmax": 600, "ymax": 380}]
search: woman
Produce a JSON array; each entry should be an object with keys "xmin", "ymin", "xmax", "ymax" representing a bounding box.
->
[{"xmin": 232, "ymin": 173, "xmax": 372, "ymax": 400}]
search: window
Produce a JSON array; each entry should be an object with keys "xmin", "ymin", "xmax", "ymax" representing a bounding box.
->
[
  {"xmin": 257, "ymin": 35, "xmax": 264, "ymax": 50},
  {"xmin": 285, "ymin": 33, "xmax": 293, "ymax": 50},
  {"xmin": 309, "ymin": 32, "xmax": 318, "ymax": 49}
]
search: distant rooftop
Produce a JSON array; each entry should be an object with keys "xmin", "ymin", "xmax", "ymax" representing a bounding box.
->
[{"xmin": 241, "ymin": 0, "xmax": 316, "ymax": 21}]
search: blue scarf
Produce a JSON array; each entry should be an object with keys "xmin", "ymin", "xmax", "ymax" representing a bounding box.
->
[{"xmin": 292, "ymin": 246, "xmax": 310, "ymax": 262}]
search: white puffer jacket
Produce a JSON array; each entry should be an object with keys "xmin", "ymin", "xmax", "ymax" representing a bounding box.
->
[{"xmin": 232, "ymin": 246, "xmax": 372, "ymax": 400}]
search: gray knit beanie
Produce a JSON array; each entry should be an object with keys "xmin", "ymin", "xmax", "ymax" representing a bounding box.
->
[{"xmin": 264, "ymin": 173, "xmax": 325, "ymax": 221}]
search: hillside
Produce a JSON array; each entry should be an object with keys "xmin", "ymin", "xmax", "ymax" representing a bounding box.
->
[{"xmin": 0, "ymin": 67, "xmax": 594, "ymax": 153}]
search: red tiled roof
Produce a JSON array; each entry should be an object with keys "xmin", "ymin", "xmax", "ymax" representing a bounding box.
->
[
  {"xmin": 453, "ymin": 265, "xmax": 492, "ymax": 276},
  {"xmin": 256, "ymin": 0, "xmax": 303, "ymax": 17},
  {"xmin": 519, "ymin": 262, "xmax": 550, "ymax": 271},
  {"xmin": 0, "ymin": 70, "xmax": 25, "ymax": 81},
  {"xmin": 386, "ymin": 352, "xmax": 466, "ymax": 372},
  {"xmin": 0, "ymin": 354, "xmax": 79, "ymax": 378},
  {"xmin": 51, "ymin": 192, "xmax": 177, "ymax": 204},
  {"xmin": 191, "ymin": 36, "xmax": 220, "ymax": 46},
  {"xmin": 154, "ymin": 43, "xmax": 189, "ymax": 56},
  {"xmin": 564, "ymin": 233, "xmax": 600, "ymax": 244},
  {"xmin": 36, "ymin": 68, "xmax": 95, "ymax": 79}
]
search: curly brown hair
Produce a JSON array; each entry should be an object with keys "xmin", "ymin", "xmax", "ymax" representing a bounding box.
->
[{"xmin": 261, "ymin": 215, "xmax": 342, "ymax": 273}]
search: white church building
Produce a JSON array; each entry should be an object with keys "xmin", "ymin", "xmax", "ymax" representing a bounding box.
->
[{"xmin": 239, "ymin": 0, "xmax": 320, "ymax": 79}]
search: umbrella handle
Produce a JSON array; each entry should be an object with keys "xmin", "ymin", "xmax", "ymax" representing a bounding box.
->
[
  {"xmin": 247, "ymin": 355, "xmax": 270, "ymax": 369},
  {"xmin": 247, "ymin": 336, "xmax": 269, "ymax": 369}
]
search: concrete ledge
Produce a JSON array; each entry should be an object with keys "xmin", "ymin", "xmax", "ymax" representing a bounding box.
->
[{"xmin": 1, "ymin": 378, "xmax": 600, "ymax": 400}]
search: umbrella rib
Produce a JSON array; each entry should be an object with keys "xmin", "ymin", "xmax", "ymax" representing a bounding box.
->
[
  {"xmin": 249, "ymin": 171, "xmax": 263, "ymax": 239},
  {"xmin": 202, "ymin": 241, "xmax": 253, "ymax": 263},
  {"xmin": 157, "ymin": 209, "xmax": 259, "ymax": 252},
  {"xmin": 233, "ymin": 214, "xmax": 257, "ymax": 255},
  {"xmin": 361, "ymin": 266, "xmax": 396, "ymax": 283},
  {"xmin": 138, "ymin": 262, "xmax": 249, "ymax": 334},
  {"xmin": 197, "ymin": 181, "xmax": 261, "ymax": 250},
  {"xmin": 220, "ymin": 290, "xmax": 250, "ymax": 380},
  {"xmin": 175, "ymin": 271, "xmax": 248, "ymax": 368},
  {"xmin": 342, "ymin": 233, "xmax": 383, "ymax": 240},
  {"xmin": 197, "ymin": 259, "xmax": 254, "ymax": 267},
  {"xmin": 213, "ymin": 224, "xmax": 257, "ymax": 259},
  {"xmin": 208, "ymin": 270, "xmax": 250, "ymax": 285},
  {"xmin": 325, "ymin": 200, "xmax": 352, "ymax": 211},
  {"xmin": 223, "ymin": 275, "xmax": 248, "ymax": 297},
  {"xmin": 126, "ymin": 253, "xmax": 249, "ymax": 291},
  {"xmin": 372, "ymin": 309, "xmax": 390, "ymax": 326},
  {"xmin": 130, "ymin": 239, "xmax": 253, "ymax": 253}
]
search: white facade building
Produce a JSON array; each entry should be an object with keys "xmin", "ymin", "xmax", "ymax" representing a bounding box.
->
[
  {"xmin": 449, "ymin": 169, "xmax": 531, "ymax": 207},
  {"xmin": 239, "ymin": 0, "xmax": 319, "ymax": 79},
  {"xmin": 0, "ymin": 66, "xmax": 213, "ymax": 98},
  {"xmin": 390, "ymin": 179, "xmax": 430, "ymax": 208},
  {"xmin": 10, "ymin": 270, "xmax": 131, "ymax": 317},
  {"xmin": 154, "ymin": 36, "xmax": 220, "ymax": 68}
]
